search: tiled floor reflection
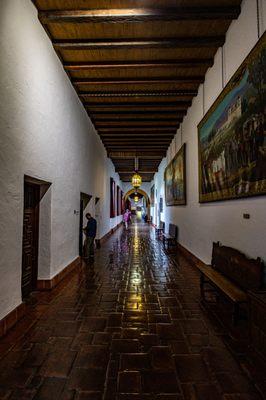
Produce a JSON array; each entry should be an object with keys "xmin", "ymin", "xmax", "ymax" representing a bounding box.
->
[{"xmin": 0, "ymin": 224, "xmax": 262, "ymax": 399}]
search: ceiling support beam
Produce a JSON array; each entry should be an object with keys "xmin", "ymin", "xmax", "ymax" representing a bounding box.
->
[
  {"xmin": 105, "ymin": 143, "xmax": 169, "ymax": 148},
  {"xmin": 94, "ymin": 122, "xmax": 180, "ymax": 127},
  {"xmin": 73, "ymin": 76, "xmax": 204, "ymax": 85},
  {"xmin": 90, "ymin": 109, "xmax": 185, "ymax": 115},
  {"xmin": 87, "ymin": 107, "xmax": 188, "ymax": 113},
  {"xmin": 99, "ymin": 133, "xmax": 175, "ymax": 137},
  {"xmin": 92, "ymin": 118, "xmax": 182, "ymax": 122},
  {"xmin": 79, "ymin": 90, "xmax": 198, "ymax": 97},
  {"xmin": 98, "ymin": 127, "xmax": 176, "ymax": 132},
  {"xmin": 84, "ymin": 101, "xmax": 192, "ymax": 107},
  {"xmin": 53, "ymin": 36, "xmax": 225, "ymax": 50},
  {"xmin": 64, "ymin": 59, "xmax": 213, "ymax": 70},
  {"xmin": 108, "ymin": 152, "xmax": 165, "ymax": 158},
  {"xmin": 102, "ymin": 138, "xmax": 172, "ymax": 141},
  {"xmin": 39, "ymin": 7, "xmax": 240, "ymax": 24}
]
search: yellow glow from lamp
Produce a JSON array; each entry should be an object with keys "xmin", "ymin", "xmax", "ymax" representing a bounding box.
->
[
  {"xmin": 134, "ymin": 195, "xmax": 139, "ymax": 203},
  {"xmin": 131, "ymin": 173, "xmax": 142, "ymax": 189}
]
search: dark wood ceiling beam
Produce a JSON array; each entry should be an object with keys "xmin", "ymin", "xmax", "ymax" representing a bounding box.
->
[
  {"xmin": 90, "ymin": 109, "xmax": 185, "ymax": 115},
  {"xmin": 95, "ymin": 120, "xmax": 180, "ymax": 125},
  {"xmin": 107, "ymin": 149, "xmax": 168, "ymax": 152},
  {"xmin": 96, "ymin": 125, "xmax": 177, "ymax": 130},
  {"xmin": 79, "ymin": 90, "xmax": 198, "ymax": 97},
  {"xmin": 98, "ymin": 127, "xmax": 176, "ymax": 132},
  {"xmin": 64, "ymin": 59, "xmax": 213, "ymax": 70},
  {"xmin": 73, "ymin": 76, "xmax": 204, "ymax": 85},
  {"xmin": 84, "ymin": 101, "xmax": 191, "ymax": 108},
  {"xmin": 103, "ymin": 138, "xmax": 172, "ymax": 142},
  {"xmin": 106, "ymin": 142, "xmax": 169, "ymax": 146},
  {"xmin": 95, "ymin": 121, "xmax": 179, "ymax": 125},
  {"xmin": 97, "ymin": 127, "xmax": 178, "ymax": 132},
  {"xmin": 96, "ymin": 126, "xmax": 178, "ymax": 130},
  {"xmin": 105, "ymin": 143, "xmax": 169, "ymax": 148},
  {"xmin": 89, "ymin": 108, "xmax": 187, "ymax": 114},
  {"xmin": 53, "ymin": 36, "xmax": 225, "ymax": 50},
  {"xmin": 100, "ymin": 131, "xmax": 175, "ymax": 140},
  {"xmin": 92, "ymin": 116, "xmax": 183, "ymax": 121},
  {"xmin": 108, "ymin": 152, "xmax": 165, "ymax": 158},
  {"xmin": 39, "ymin": 7, "xmax": 240, "ymax": 24},
  {"xmin": 88, "ymin": 107, "xmax": 187, "ymax": 113}
]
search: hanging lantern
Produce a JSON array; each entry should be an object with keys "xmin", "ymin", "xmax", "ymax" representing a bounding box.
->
[
  {"xmin": 134, "ymin": 195, "xmax": 139, "ymax": 203},
  {"xmin": 131, "ymin": 173, "xmax": 142, "ymax": 189},
  {"xmin": 131, "ymin": 157, "xmax": 142, "ymax": 189}
]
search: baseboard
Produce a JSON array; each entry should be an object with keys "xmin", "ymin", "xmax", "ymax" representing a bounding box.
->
[
  {"xmin": 100, "ymin": 221, "xmax": 123, "ymax": 245},
  {"xmin": 177, "ymin": 243, "xmax": 206, "ymax": 268},
  {"xmin": 37, "ymin": 256, "xmax": 81, "ymax": 291},
  {"xmin": 0, "ymin": 302, "xmax": 26, "ymax": 338}
]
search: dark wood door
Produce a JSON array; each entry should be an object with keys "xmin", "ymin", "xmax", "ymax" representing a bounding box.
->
[
  {"xmin": 22, "ymin": 183, "xmax": 40, "ymax": 299},
  {"xmin": 79, "ymin": 198, "xmax": 84, "ymax": 256},
  {"xmin": 79, "ymin": 193, "xmax": 92, "ymax": 256}
]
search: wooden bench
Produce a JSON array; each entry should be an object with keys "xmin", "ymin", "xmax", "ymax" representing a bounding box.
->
[
  {"xmin": 162, "ymin": 223, "xmax": 178, "ymax": 251},
  {"xmin": 198, "ymin": 242, "xmax": 265, "ymax": 324},
  {"xmin": 155, "ymin": 221, "xmax": 165, "ymax": 239}
]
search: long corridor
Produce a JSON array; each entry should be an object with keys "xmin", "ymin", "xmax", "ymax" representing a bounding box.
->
[{"xmin": 0, "ymin": 224, "xmax": 261, "ymax": 400}]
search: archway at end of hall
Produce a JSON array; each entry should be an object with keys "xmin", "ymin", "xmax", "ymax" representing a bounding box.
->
[{"xmin": 124, "ymin": 188, "xmax": 150, "ymax": 222}]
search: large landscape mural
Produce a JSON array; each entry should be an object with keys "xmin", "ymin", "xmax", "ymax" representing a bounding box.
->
[
  {"xmin": 165, "ymin": 144, "xmax": 186, "ymax": 206},
  {"xmin": 198, "ymin": 32, "xmax": 266, "ymax": 202}
]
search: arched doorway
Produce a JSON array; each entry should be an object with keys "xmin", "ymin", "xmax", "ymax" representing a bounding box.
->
[{"xmin": 124, "ymin": 188, "xmax": 150, "ymax": 222}]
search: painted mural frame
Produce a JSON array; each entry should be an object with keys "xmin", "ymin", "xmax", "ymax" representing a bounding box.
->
[
  {"xmin": 164, "ymin": 143, "xmax": 186, "ymax": 206},
  {"xmin": 198, "ymin": 32, "xmax": 266, "ymax": 203}
]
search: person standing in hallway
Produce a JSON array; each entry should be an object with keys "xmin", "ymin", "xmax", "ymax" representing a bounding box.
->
[
  {"xmin": 83, "ymin": 213, "xmax": 97, "ymax": 262},
  {"xmin": 123, "ymin": 209, "xmax": 131, "ymax": 230}
]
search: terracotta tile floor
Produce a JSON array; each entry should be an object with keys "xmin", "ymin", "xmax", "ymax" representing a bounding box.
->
[{"xmin": 0, "ymin": 224, "xmax": 263, "ymax": 399}]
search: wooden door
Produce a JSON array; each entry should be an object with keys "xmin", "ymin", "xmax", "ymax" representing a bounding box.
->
[
  {"xmin": 22, "ymin": 183, "xmax": 40, "ymax": 299},
  {"xmin": 79, "ymin": 193, "xmax": 92, "ymax": 256},
  {"xmin": 79, "ymin": 198, "xmax": 84, "ymax": 256}
]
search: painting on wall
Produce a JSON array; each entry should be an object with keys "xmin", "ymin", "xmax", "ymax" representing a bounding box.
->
[
  {"xmin": 164, "ymin": 143, "xmax": 186, "ymax": 206},
  {"xmin": 110, "ymin": 177, "xmax": 116, "ymax": 218},
  {"xmin": 198, "ymin": 32, "xmax": 266, "ymax": 203},
  {"xmin": 150, "ymin": 185, "xmax": 155, "ymax": 206},
  {"xmin": 120, "ymin": 190, "xmax": 124, "ymax": 215},
  {"xmin": 116, "ymin": 186, "xmax": 121, "ymax": 216}
]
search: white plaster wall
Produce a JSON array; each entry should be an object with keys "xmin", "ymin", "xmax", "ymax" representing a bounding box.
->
[
  {"xmin": 0, "ymin": 0, "xmax": 122, "ymax": 319},
  {"xmin": 152, "ymin": 0, "xmax": 266, "ymax": 264}
]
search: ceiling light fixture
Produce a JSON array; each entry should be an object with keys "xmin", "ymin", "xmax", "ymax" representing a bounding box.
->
[{"xmin": 131, "ymin": 157, "xmax": 142, "ymax": 190}]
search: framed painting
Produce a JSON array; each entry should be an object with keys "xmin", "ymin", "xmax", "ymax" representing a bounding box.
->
[
  {"xmin": 198, "ymin": 32, "xmax": 266, "ymax": 203},
  {"xmin": 164, "ymin": 143, "xmax": 186, "ymax": 206},
  {"xmin": 116, "ymin": 186, "xmax": 121, "ymax": 216},
  {"xmin": 110, "ymin": 177, "xmax": 116, "ymax": 218},
  {"xmin": 150, "ymin": 185, "xmax": 155, "ymax": 206},
  {"xmin": 120, "ymin": 190, "xmax": 124, "ymax": 214}
]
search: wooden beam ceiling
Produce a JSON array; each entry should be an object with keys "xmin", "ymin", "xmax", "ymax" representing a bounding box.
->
[
  {"xmin": 64, "ymin": 59, "xmax": 213, "ymax": 70},
  {"xmin": 34, "ymin": 0, "xmax": 241, "ymax": 182},
  {"xmin": 79, "ymin": 90, "xmax": 198, "ymax": 97},
  {"xmin": 53, "ymin": 36, "xmax": 225, "ymax": 50},
  {"xmin": 73, "ymin": 76, "xmax": 205, "ymax": 84},
  {"xmin": 39, "ymin": 7, "xmax": 240, "ymax": 24},
  {"xmin": 84, "ymin": 101, "xmax": 191, "ymax": 107}
]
